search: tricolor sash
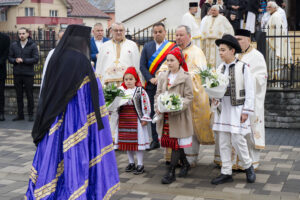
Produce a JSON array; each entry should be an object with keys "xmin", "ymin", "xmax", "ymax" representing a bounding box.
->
[{"xmin": 148, "ymin": 40, "xmax": 176, "ymax": 75}]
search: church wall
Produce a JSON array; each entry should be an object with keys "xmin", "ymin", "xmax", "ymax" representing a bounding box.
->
[{"xmin": 115, "ymin": 0, "xmax": 200, "ymax": 31}]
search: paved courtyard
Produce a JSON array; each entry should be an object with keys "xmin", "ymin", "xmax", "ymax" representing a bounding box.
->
[{"xmin": 0, "ymin": 115, "xmax": 300, "ymax": 200}]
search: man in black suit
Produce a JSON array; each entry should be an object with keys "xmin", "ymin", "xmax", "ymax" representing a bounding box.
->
[
  {"xmin": 0, "ymin": 33, "xmax": 10, "ymax": 121},
  {"xmin": 140, "ymin": 22, "xmax": 175, "ymax": 151}
]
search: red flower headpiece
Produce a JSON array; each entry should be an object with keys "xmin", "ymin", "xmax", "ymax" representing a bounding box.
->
[
  {"xmin": 121, "ymin": 66, "xmax": 142, "ymax": 89},
  {"xmin": 167, "ymin": 47, "xmax": 188, "ymax": 72}
]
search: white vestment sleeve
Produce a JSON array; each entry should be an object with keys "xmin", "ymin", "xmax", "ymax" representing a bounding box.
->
[{"xmin": 242, "ymin": 66, "xmax": 255, "ymax": 115}]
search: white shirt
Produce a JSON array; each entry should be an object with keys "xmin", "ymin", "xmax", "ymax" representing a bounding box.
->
[
  {"xmin": 213, "ymin": 60, "xmax": 255, "ymax": 135},
  {"xmin": 168, "ymin": 72, "xmax": 178, "ymax": 85},
  {"xmin": 21, "ymin": 39, "xmax": 28, "ymax": 48},
  {"xmin": 95, "ymin": 39, "xmax": 104, "ymax": 51},
  {"xmin": 155, "ymin": 40, "xmax": 166, "ymax": 50}
]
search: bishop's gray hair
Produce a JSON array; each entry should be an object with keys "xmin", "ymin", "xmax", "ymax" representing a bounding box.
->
[
  {"xmin": 176, "ymin": 25, "xmax": 191, "ymax": 35},
  {"xmin": 111, "ymin": 22, "xmax": 125, "ymax": 30},
  {"xmin": 211, "ymin": 5, "xmax": 220, "ymax": 11},
  {"xmin": 268, "ymin": 1, "xmax": 279, "ymax": 9}
]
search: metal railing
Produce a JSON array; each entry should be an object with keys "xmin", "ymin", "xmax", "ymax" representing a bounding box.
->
[
  {"xmin": 4, "ymin": 27, "xmax": 300, "ymax": 89},
  {"xmin": 259, "ymin": 26, "xmax": 300, "ymax": 89},
  {"xmin": 5, "ymin": 29, "xmax": 56, "ymax": 85}
]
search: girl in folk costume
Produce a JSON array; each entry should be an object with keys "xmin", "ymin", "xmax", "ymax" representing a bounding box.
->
[
  {"xmin": 155, "ymin": 47, "xmax": 194, "ymax": 184},
  {"xmin": 114, "ymin": 67, "xmax": 152, "ymax": 175}
]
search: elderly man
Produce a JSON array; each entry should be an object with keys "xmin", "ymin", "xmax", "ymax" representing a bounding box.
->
[
  {"xmin": 140, "ymin": 22, "xmax": 176, "ymax": 151},
  {"xmin": 96, "ymin": 22, "xmax": 140, "ymax": 85},
  {"xmin": 200, "ymin": 5, "xmax": 234, "ymax": 67},
  {"xmin": 181, "ymin": 2, "xmax": 202, "ymax": 48},
  {"xmin": 90, "ymin": 23, "xmax": 109, "ymax": 67},
  {"xmin": 266, "ymin": 1, "xmax": 292, "ymax": 81},
  {"xmin": 174, "ymin": 25, "xmax": 213, "ymax": 169}
]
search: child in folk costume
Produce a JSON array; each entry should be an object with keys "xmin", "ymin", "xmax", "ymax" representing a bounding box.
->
[
  {"xmin": 114, "ymin": 67, "xmax": 152, "ymax": 175},
  {"xmin": 155, "ymin": 47, "xmax": 194, "ymax": 184}
]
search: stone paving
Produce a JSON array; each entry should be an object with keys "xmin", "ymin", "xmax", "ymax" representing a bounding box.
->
[{"xmin": 0, "ymin": 115, "xmax": 299, "ymax": 200}]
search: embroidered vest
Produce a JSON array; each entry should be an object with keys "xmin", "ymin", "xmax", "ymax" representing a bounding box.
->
[
  {"xmin": 132, "ymin": 87, "xmax": 143, "ymax": 120},
  {"xmin": 220, "ymin": 60, "xmax": 246, "ymax": 106}
]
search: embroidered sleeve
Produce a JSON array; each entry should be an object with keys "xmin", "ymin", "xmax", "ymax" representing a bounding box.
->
[
  {"xmin": 242, "ymin": 66, "xmax": 254, "ymax": 115},
  {"xmin": 141, "ymin": 88, "xmax": 152, "ymax": 121}
]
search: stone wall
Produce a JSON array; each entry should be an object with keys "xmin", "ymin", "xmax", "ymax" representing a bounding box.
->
[
  {"xmin": 4, "ymin": 85, "xmax": 40, "ymax": 115},
  {"xmin": 265, "ymin": 90, "xmax": 300, "ymax": 129}
]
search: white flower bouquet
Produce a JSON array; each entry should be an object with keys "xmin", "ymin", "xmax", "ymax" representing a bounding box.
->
[
  {"xmin": 152, "ymin": 92, "xmax": 183, "ymax": 123},
  {"xmin": 199, "ymin": 68, "xmax": 229, "ymax": 99}
]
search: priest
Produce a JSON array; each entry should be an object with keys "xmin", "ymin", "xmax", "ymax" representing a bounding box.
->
[
  {"xmin": 181, "ymin": 2, "xmax": 202, "ymax": 48},
  {"xmin": 96, "ymin": 23, "xmax": 141, "ymax": 85},
  {"xmin": 266, "ymin": 1, "xmax": 292, "ymax": 81},
  {"xmin": 200, "ymin": 5, "xmax": 234, "ymax": 68}
]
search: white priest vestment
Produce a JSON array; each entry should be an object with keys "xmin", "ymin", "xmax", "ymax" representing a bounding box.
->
[
  {"xmin": 266, "ymin": 10, "xmax": 292, "ymax": 81},
  {"xmin": 96, "ymin": 39, "xmax": 141, "ymax": 85},
  {"xmin": 213, "ymin": 60, "xmax": 255, "ymax": 174},
  {"xmin": 231, "ymin": 47, "xmax": 267, "ymax": 170},
  {"xmin": 181, "ymin": 12, "xmax": 202, "ymax": 48},
  {"xmin": 200, "ymin": 14, "xmax": 234, "ymax": 68}
]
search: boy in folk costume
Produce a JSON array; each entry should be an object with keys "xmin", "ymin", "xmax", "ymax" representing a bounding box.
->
[
  {"xmin": 155, "ymin": 47, "xmax": 194, "ymax": 184},
  {"xmin": 114, "ymin": 67, "xmax": 152, "ymax": 175},
  {"xmin": 211, "ymin": 34, "xmax": 256, "ymax": 185}
]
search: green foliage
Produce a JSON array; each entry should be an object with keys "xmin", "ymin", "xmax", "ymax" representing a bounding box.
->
[{"xmin": 103, "ymin": 83, "xmax": 125, "ymax": 106}]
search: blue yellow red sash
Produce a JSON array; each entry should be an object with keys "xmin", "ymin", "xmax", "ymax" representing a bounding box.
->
[{"xmin": 147, "ymin": 40, "xmax": 176, "ymax": 75}]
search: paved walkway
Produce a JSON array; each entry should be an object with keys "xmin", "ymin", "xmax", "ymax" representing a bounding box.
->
[{"xmin": 0, "ymin": 115, "xmax": 299, "ymax": 200}]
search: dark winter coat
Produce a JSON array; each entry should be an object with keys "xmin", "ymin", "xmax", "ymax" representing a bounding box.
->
[
  {"xmin": 8, "ymin": 37, "xmax": 39, "ymax": 76},
  {"xmin": 0, "ymin": 33, "xmax": 10, "ymax": 79}
]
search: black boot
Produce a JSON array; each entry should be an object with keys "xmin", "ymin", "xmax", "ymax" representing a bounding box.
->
[
  {"xmin": 161, "ymin": 165, "xmax": 176, "ymax": 184},
  {"xmin": 245, "ymin": 165, "xmax": 256, "ymax": 183},
  {"xmin": 125, "ymin": 163, "xmax": 135, "ymax": 172},
  {"xmin": 178, "ymin": 149, "xmax": 190, "ymax": 177},
  {"xmin": 161, "ymin": 149, "xmax": 180, "ymax": 184}
]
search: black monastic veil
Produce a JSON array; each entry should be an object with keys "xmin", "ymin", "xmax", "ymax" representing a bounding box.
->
[{"xmin": 32, "ymin": 24, "xmax": 103, "ymax": 145}]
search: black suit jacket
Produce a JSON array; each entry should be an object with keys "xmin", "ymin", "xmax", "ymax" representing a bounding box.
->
[
  {"xmin": 140, "ymin": 40, "xmax": 162, "ymax": 90},
  {"xmin": 0, "ymin": 33, "xmax": 10, "ymax": 78}
]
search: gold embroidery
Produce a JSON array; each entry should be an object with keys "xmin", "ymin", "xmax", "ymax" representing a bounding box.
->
[
  {"xmin": 30, "ymin": 166, "xmax": 38, "ymax": 185},
  {"xmin": 103, "ymin": 182, "xmax": 121, "ymax": 200},
  {"xmin": 89, "ymin": 144, "xmax": 114, "ymax": 168},
  {"xmin": 49, "ymin": 113, "xmax": 65, "ymax": 136},
  {"xmin": 68, "ymin": 180, "xmax": 89, "ymax": 200},
  {"xmin": 34, "ymin": 160, "xmax": 64, "ymax": 200},
  {"xmin": 79, "ymin": 76, "xmax": 90, "ymax": 89}
]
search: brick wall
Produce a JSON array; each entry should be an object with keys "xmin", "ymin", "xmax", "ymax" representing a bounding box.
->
[
  {"xmin": 265, "ymin": 90, "xmax": 300, "ymax": 129},
  {"xmin": 4, "ymin": 85, "xmax": 40, "ymax": 115}
]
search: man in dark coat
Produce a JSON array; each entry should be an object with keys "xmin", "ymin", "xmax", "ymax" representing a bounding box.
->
[
  {"xmin": 227, "ymin": 0, "xmax": 247, "ymax": 28},
  {"xmin": 0, "ymin": 33, "xmax": 10, "ymax": 121},
  {"xmin": 140, "ymin": 22, "xmax": 175, "ymax": 151},
  {"xmin": 8, "ymin": 27, "xmax": 39, "ymax": 121},
  {"xmin": 245, "ymin": 0, "xmax": 260, "ymax": 34}
]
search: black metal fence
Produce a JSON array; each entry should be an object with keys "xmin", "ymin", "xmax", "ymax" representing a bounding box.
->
[
  {"xmin": 5, "ymin": 29, "xmax": 56, "ymax": 85},
  {"xmin": 4, "ymin": 27, "xmax": 300, "ymax": 89},
  {"xmin": 259, "ymin": 26, "xmax": 300, "ymax": 89}
]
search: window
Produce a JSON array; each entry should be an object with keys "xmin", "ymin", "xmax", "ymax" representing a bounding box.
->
[
  {"xmin": 25, "ymin": 7, "xmax": 34, "ymax": 16},
  {"xmin": 49, "ymin": 10, "xmax": 58, "ymax": 17},
  {"xmin": 0, "ymin": 9, "xmax": 7, "ymax": 22}
]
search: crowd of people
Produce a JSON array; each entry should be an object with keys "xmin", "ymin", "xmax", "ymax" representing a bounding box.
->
[{"xmin": 0, "ymin": 1, "xmax": 289, "ymax": 199}]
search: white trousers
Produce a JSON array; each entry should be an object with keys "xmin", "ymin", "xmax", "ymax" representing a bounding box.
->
[
  {"xmin": 245, "ymin": 11, "xmax": 256, "ymax": 33},
  {"xmin": 218, "ymin": 131, "xmax": 252, "ymax": 175},
  {"xmin": 184, "ymin": 133, "xmax": 200, "ymax": 165}
]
